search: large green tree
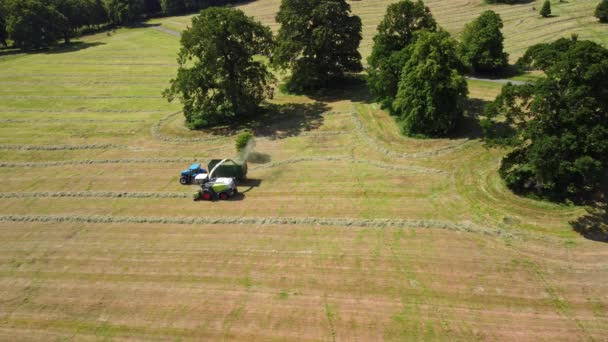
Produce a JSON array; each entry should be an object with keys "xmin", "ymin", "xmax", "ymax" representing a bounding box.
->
[
  {"xmin": 4, "ymin": 0, "xmax": 67, "ymax": 50},
  {"xmin": 89, "ymin": 0, "xmax": 110, "ymax": 27},
  {"xmin": 367, "ymin": 0, "xmax": 436, "ymax": 107},
  {"xmin": 51, "ymin": 0, "xmax": 93, "ymax": 43},
  {"xmin": 484, "ymin": 39, "xmax": 608, "ymax": 200},
  {"xmin": 273, "ymin": 0, "xmax": 362, "ymax": 92},
  {"xmin": 392, "ymin": 30, "xmax": 468, "ymax": 137},
  {"xmin": 104, "ymin": 0, "xmax": 144, "ymax": 25},
  {"xmin": 163, "ymin": 7, "xmax": 275, "ymax": 129},
  {"xmin": 516, "ymin": 36, "xmax": 578, "ymax": 70},
  {"xmin": 596, "ymin": 0, "xmax": 608, "ymax": 23},
  {"xmin": 459, "ymin": 10, "xmax": 508, "ymax": 73},
  {"xmin": 160, "ymin": 0, "xmax": 184, "ymax": 15},
  {"xmin": 0, "ymin": 4, "xmax": 7, "ymax": 47}
]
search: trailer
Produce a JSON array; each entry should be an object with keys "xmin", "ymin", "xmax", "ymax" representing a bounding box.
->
[{"xmin": 207, "ymin": 159, "xmax": 247, "ymax": 181}]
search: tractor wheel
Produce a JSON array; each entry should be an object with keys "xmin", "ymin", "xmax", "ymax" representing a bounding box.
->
[
  {"xmin": 202, "ymin": 192, "xmax": 212, "ymax": 201},
  {"xmin": 179, "ymin": 177, "xmax": 189, "ymax": 185},
  {"xmin": 219, "ymin": 192, "xmax": 229, "ymax": 200}
]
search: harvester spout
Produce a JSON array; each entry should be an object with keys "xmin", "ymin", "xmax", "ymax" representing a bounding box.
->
[{"xmin": 208, "ymin": 158, "xmax": 229, "ymax": 179}]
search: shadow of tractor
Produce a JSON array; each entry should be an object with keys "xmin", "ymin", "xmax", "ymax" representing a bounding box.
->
[{"xmin": 239, "ymin": 179, "xmax": 262, "ymax": 194}]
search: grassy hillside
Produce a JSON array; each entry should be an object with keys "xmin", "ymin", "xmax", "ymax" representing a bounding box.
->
[
  {"xmin": 0, "ymin": 5, "xmax": 606, "ymax": 341},
  {"xmin": 151, "ymin": 0, "xmax": 608, "ymax": 60}
]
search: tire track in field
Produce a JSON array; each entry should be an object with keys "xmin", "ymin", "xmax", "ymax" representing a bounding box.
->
[
  {"xmin": 0, "ymin": 81, "xmax": 169, "ymax": 85},
  {"xmin": 0, "ymin": 74, "xmax": 173, "ymax": 78},
  {"xmin": 512, "ymin": 254, "xmax": 596, "ymax": 341},
  {"xmin": 351, "ymin": 106, "xmax": 475, "ymax": 159},
  {"xmin": 382, "ymin": 228, "xmax": 477, "ymax": 339},
  {"xmin": 0, "ymin": 144, "xmax": 126, "ymax": 151},
  {"xmin": 0, "ymin": 214, "xmax": 515, "ymax": 238},
  {"xmin": 29, "ymin": 62, "xmax": 176, "ymax": 67},
  {"xmin": 0, "ymin": 119, "xmax": 147, "ymax": 124},
  {"xmin": 0, "ymin": 192, "xmax": 190, "ymax": 199},
  {"xmin": 250, "ymin": 156, "xmax": 448, "ymax": 175},
  {"xmin": 0, "ymin": 157, "xmax": 200, "ymax": 168},
  {"xmin": 0, "ymin": 109, "xmax": 165, "ymax": 113},
  {"xmin": 0, "ymin": 95, "xmax": 163, "ymax": 99}
]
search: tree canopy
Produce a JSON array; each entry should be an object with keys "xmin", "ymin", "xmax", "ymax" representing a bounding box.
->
[
  {"xmin": 516, "ymin": 36, "xmax": 578, "ymax": 70},
  {"xmin": 0, "ymin": 6, "xmax": 7, "ymax": 47},
  {"xmin": 104, "ymin": 0, "xmax": 144, "ymax": 25},
  {"xmin": 273, "ymin": 0, "xmax": 363, "ymax": 92},
  {"xmin": 392, "ymin": 30, "xmax": 468, "ymax": 137},
  {"xmin": 540, "ymin": 0, "xmax": 551, "ymax": 17},
  {"xmin": 3, "ymin": 0, "xmax": 67, "ymax": 50},
  {"xmin": 458, "ymin": 10, "xmax": 508, "ymax": 73},
  {"xmin": 163, "ymin": 7, "xmax": 275, "ymax": 129},
  {"xmin": 160, "ymin": 0, "xmax": 184, "ymax": 15},
  {"xmin": 484, "ymin": 38, "xmax": 608, "ymax": 201},
  {"xmin": 367, "ymin": 0, "xmax": 436, "ymax": 107},
  {"xmin": 596, "ymin": 0, "xmax": 608, "ymax": 23}
]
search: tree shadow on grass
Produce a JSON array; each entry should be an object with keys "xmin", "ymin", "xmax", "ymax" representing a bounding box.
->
[
  {"xmin": 202, "ymin": 101, "xmax": 330, "ymax": 140},
  {"xmin": 130, "ymin": 22, "xmax": 161, "ymax": 28},
  {"xmin": 290, "ymin": 74, "xmax": 374, "ymax": 104},
  {"xmin": 469, "ymin": 64, "xmax": 524, "ymax": 80},
  {"xmin": 450, "ymin": 98, "xmax": 486, "ymax": 139},
  {"xmin": 0, "ymin": 41, "xmax": 106, "ymax": 58},
  {"xmin": 238, "ymin": 179, "xmax": 262, "ymax": 194},
  {"xmin": 570, "ymin": 184, "xmax": 608, "ymax": 242},
  {"xmin": 570, "ymin": 203, "xmax": 608, "ymax": 242}
]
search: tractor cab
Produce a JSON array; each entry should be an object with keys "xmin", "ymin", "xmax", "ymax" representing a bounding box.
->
[{"xmin": 179, "ymin": 164, "xmax": 207, "ymax": 185}]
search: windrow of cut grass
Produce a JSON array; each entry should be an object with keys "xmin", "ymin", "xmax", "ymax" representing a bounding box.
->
[
  {"xmin": 0, "ymin": 221, "xmax": 605, "ymax": 340},
  {"xmin": 0, "ymin": 213, "xmax": 516, "ymax": 238}
]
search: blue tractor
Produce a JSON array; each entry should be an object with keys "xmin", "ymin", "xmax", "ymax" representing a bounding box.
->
[{"xmin": 179, "ymin": 164, "xmax": 207, "ymax": 185}]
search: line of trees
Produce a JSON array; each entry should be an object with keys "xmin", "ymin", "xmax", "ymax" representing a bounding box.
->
[
  {"xmin": 0, "ymin": 0, "xmax": 142, "ymax": 50},
  {"xmin": 0, "ymin": 0, "xmax": 108, "ymax": 49},
  {"xmin": 159, "ymin": 0, "xmax": 241, "ymax": 15},
  {"xmin": 0, "ymin": 0, "xmax": 244, "ymax": 50}
]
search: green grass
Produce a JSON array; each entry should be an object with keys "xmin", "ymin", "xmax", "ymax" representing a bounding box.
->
[{"xmin": 0, "ymin": 4, "xmax": 607, "ymax": 341}]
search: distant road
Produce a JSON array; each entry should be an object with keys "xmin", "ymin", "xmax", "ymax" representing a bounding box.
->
[
  {"xmin": 150, "ymin": 25, "xmax": 529, "ymax": 86},
  {"xmin": 152, "ymin": 25, "xmax": 181, "ymax": 37},
  {"xmin": 466, "ymin": 77, "xmax": 527, "ymax": 85}
]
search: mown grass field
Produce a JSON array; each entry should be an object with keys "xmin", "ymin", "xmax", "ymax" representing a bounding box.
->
[
  {"xmin": 150, "ymin": 0, "xmax": 608, "ymax": 60},
  {"xmin": 0, "ymin": 1, "xmax": 607, "ymax": 340}
]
